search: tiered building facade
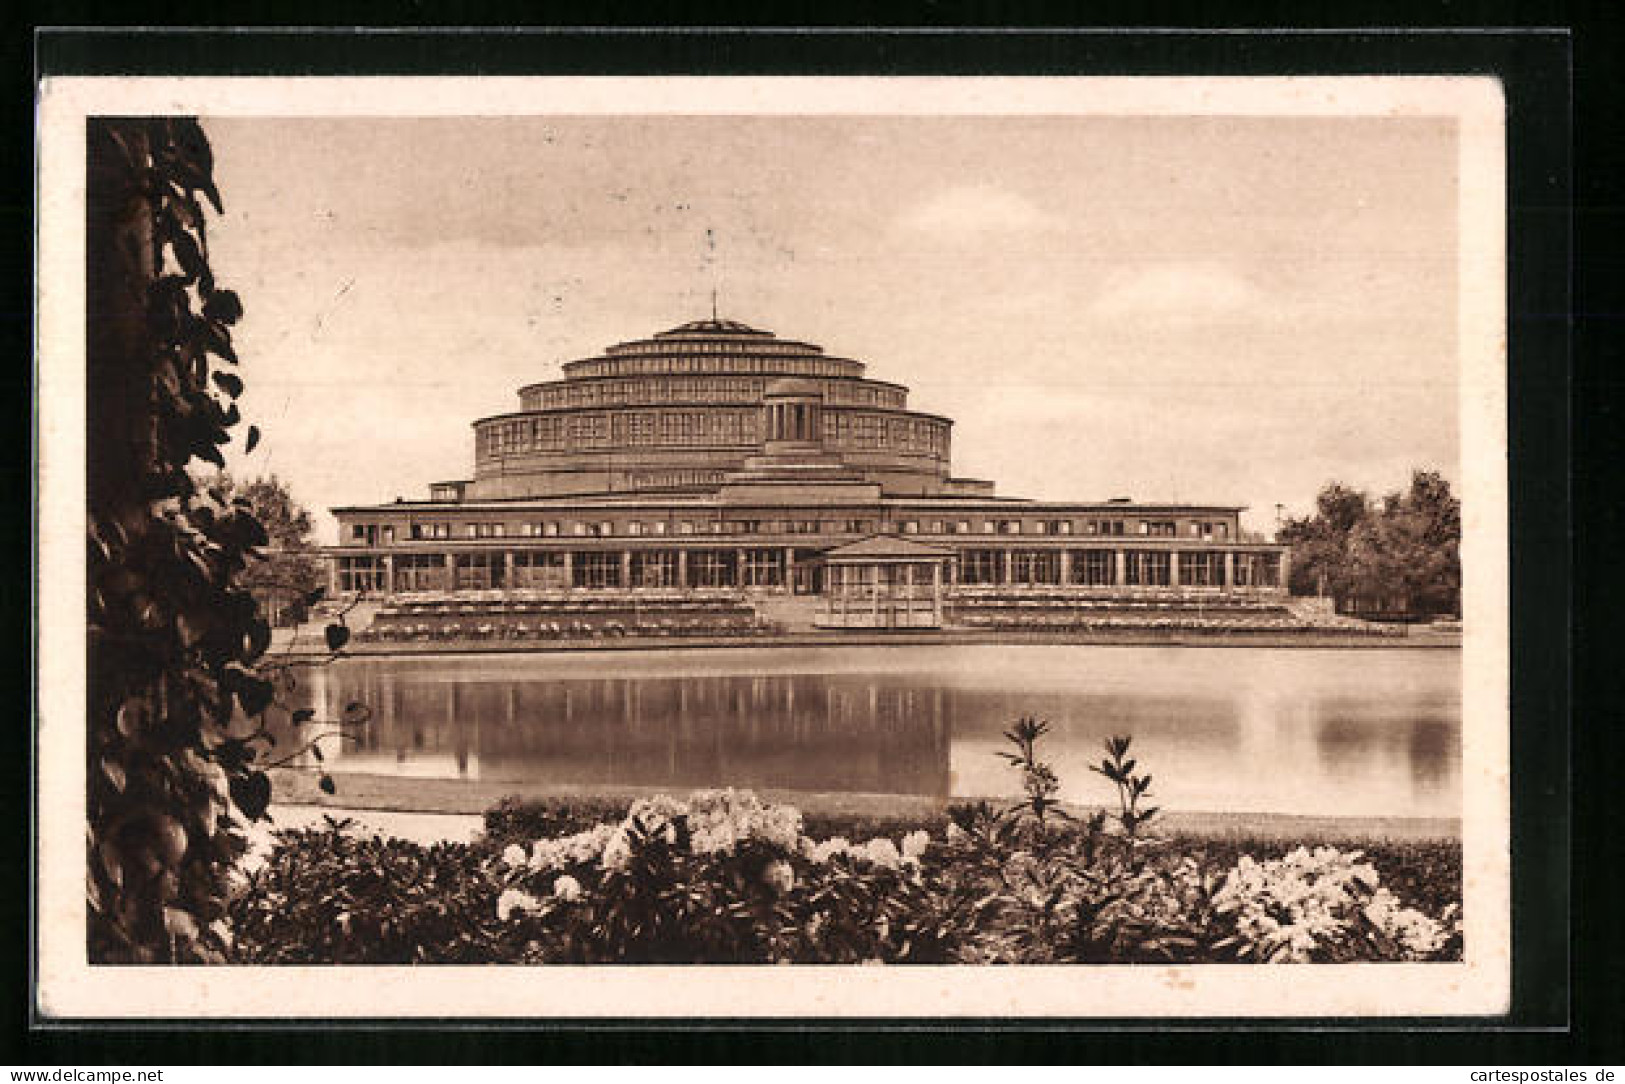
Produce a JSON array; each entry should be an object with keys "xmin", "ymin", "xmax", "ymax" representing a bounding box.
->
[{"xmin": 326, "ymin": 318, "xmax": 1288, "ymax": 626}]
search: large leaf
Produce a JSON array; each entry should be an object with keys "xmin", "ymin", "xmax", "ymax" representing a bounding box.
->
[
  {"xmin": 203, "ymin": 290, "xmax": 244, "ymax": 325},
  {"xmin": 324, "ymin": 623, "xmax": 350, "ymax": 652},
  {"xmin": 229, "ymin": 771, "xmax": 272, "ymax": 821},
  {"xmin": 234, "ymin": 672, "xmax": 275, "ymax": 717},
  {"xmin": 212, "ymin": 370, "xmax": 243, "ymax": 398}
]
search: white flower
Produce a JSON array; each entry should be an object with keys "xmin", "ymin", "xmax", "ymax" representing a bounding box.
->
[
  {"xmin": 552, "ymin": 875, "xmax": 583, "ymax": 902},
  {"xmin": 527, "ymin": 823, "xmax": 620, "ymax": 872},
  {"xmin": 1364, "ymin": 888, "xmax": 1448, "ymax": 958},
  {"xmin": 945, "ymin": 822, "xmax": 967, "ymax": 844},
  {"xmin": 901, "ymin": 830, "xmax": 931, "ymax": 861},
  {"xmin": 496, "ymin": 886, "xmax": 543, "ymax": 922},
  {"xmin": 501, "ymin": 844, "xmax": 528, "ymax": 868},
  {"xmin": 628, "ymin": 793, "xmax": 690, "ymax": 826},
  {"xmin": 599, "ymin": 828, "xmax": 634, "ymax": 871},
  {"xmin": 678, "ymin": 789, "xmax": 804, "ymax": 856},
  {"xmin": 803, "ymin": 837, "xmax": 852, "ymax": 865},
  {"xmin": 1213, "ymin": 844, "xmax": 1444, "ymax": 963},
  {"xmin": 690, "ymin": 822, "xmax": 739, "ymax": 855},
  {"xmin": 861, "ymin": 838, "xmax": 902, "ymax": 870},
  {"xmin": 762, "ymin": 859, "xmax": 795, "ymax": 895}
]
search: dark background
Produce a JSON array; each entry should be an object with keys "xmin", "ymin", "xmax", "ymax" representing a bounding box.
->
[{"xmin": 7, "ymin": 12, "xmax": 1604, "ymax": 1066}]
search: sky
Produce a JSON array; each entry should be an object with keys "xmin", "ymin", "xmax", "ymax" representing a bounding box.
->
[{"xmin": 202, "ymin": 113, "xmax": 1460, "ymax": 544}]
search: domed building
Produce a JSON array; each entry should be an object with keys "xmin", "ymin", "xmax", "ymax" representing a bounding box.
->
[
  {"xmin": 328, "ymin": 317, "xmax": 1288, "ymax": 630},
  {"xmin": 466, "ymin": 318, "xmax": 983, "ymax": 501}
]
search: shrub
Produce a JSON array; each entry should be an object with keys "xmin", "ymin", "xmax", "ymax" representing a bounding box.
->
[
  {"xmin": 488, "ymin": 790, "xmax": 950, "ymax": 964},
  {"xmin": 1164, "ymin": 836, "xmax": 1462, "ymax": 922},
  {"xmin": 1211, "ymin": 846, "xmax": 1459, "ymax": 962},
  {"xmin": 482, "ymin": 794, "xmax": 957, "ymax": 855},
  {"xmin": 482, "ymin": 795, "xmax": 633, "ymax": 847},
  {"xmin": 229, "ymin": 818, "xmax": 526, "ymax": 964}
]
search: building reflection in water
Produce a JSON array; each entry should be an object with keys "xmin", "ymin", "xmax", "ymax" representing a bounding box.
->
[
  {"xmin": 275, "ymin": 646, "xmax": 1461, "ymax": 818},
  {"xmin": 285, "ymin": 660, "xmax": 953, "ymax": 797}
]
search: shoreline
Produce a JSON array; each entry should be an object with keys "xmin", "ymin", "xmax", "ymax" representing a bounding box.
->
[
  {"xmin": 276, "ymin": 627, "xmax": 1462, "ymax": 658},
  {"xmin": 268, "ymin": 768, "xmax": 1461, "ymax": 842}
]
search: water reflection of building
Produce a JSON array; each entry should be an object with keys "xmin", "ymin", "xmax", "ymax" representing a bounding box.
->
[
  {"xmin": 325, "ymin": 318, "xmax": 1289, "ymax": 629},
  {"xmin": 279, "ymin": 650, "xmax": 1460, "ymax": 817},
  {"xmin": 298, "ymin": 663, "xmax": 954, "ymax": 797}
]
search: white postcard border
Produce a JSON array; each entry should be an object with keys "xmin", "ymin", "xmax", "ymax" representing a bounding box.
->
[{"xmin": 36, "ymin": 74, "xmax": 1509, "ymax": 1020}]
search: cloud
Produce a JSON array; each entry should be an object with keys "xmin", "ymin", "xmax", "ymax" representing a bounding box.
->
[
  {"xmin": 896, "ymin": 185, "xmax": 1050, "ymax": 237},
  {"xmin": 1088, "ymin": 262, "xmax": 1265, "ymax": 319}
]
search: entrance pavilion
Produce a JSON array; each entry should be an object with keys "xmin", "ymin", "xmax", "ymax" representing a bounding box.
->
[{"xmin": 814, "ymin": 536, "xmax": 954, "ymax": 630}]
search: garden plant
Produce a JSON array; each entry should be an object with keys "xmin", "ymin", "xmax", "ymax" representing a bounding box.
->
[{"xmin": 230, "ymin": 729, "xmax": 1461, "ymax": 965}]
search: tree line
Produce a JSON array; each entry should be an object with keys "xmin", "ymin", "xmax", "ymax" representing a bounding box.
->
[{"xmin": 1277, "ymin": 470, "xmax": 1461, "ymax": 619}]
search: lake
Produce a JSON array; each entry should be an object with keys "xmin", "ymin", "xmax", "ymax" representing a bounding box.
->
[{"xmin": 285, "ymin": 644, "xmax": 1462, "ymax": 819}]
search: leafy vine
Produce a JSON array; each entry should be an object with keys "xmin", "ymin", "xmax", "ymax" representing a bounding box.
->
[{"xmin": 85, "ymin": 118, "xmax": 353, "ymax": 962}]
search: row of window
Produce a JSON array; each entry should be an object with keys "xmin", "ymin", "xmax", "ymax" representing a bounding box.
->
[
  {"xmin": 337, "ymin": 548, "xmax": 794, "ymax": 592},
  {"xmin": 355, "ymin": 515, "xmax": 1238, "ymax": 544},
  {"xmin": 903, "ymin": 518, "xmax": 1230, "ymax": 538},
  {"xmin": 605, "ymin": 340, "xmax": 813, "ymax": 357},
  {"xmin": 623, "ymin": 469, "xmax": 729, "ymax": 491},
  {"xmin": 1136, "ymin": 520, "xmax": 1229, "ymax": 539},
  {"xmin": 335, "ymin": 549, "xmax": 1281, "ymax": 593},
  {"xmin": 478, "ymin": 408, "xmax": 949, "ymax": 458},
  {"xmin": 480, "ymin": 409, "xmax": 757, "ymax": 456},
  {"xmin": 565, "ymin": 356, "xmax": 860, "ymax": 381},
  {"xmin": 824, "ymin": 412, "xmax": 946, "ymax": 456},
  {"xmin": 522, "ymin": 377, "xmax": 905, "ymax": 412},
  {"xmin": 956, "ymin": 549, "xmax": 1279, "ymax": 587}
]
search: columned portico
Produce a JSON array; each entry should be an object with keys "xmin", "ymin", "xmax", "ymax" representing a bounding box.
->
[{"xmin": 815, "ymin": 536, "xmax": 954, "ymax": 629}]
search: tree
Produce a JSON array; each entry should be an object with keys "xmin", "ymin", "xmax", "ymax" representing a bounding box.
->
[
  {"xmin": 1278, "ymin": 471, "xmax": 1460, "ymax": 618},
  {"xmin": 215, "ymin": 473, "xmax": 324, "ymax": 626},
  {"xmin": 1379, "ymin": 471, "xmax": 1461, "ymax": 616},
  {"xmin": 1277, "ymin": 483, "xmax": 1370, "ymax": 600}
]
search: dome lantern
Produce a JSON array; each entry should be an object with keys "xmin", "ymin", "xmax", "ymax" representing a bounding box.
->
[{"xmin": 762, "ymin": 377, "xmax": 825, "ymax": 447}]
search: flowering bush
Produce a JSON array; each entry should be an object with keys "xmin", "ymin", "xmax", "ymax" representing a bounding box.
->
[
  {"xmin": 483, "ymin": 788, "xmax": 945, "ymax": 963},
  {"xmin": 229, "ymin": 733, "xmax": 1462, "ymax": 965},
  {"xmin": 229, "ymin": 801, "xmax": 1461, "ymax": 965},
  {"xmin": 1211, "ymin": 846, "xmax": 1459, "ymax": 962}
]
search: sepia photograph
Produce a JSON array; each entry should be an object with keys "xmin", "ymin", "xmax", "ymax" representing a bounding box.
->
[{"xmin": 35, "ymin": 74, "xmax": 1509, "ymax": 1019}]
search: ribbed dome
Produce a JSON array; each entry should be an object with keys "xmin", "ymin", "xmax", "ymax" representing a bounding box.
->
[
  {"xmin": 654, "ymin": 318, "xmax": 773, "ymax": 338},
  {"xmin": 473, "ymin": 314, "xmax": 955, "ymax": 500}
]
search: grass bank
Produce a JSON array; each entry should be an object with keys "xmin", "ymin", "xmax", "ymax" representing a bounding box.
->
[{"xmin": 269, "ymin": 767, "xmax": 1459, "ymax": 843}]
